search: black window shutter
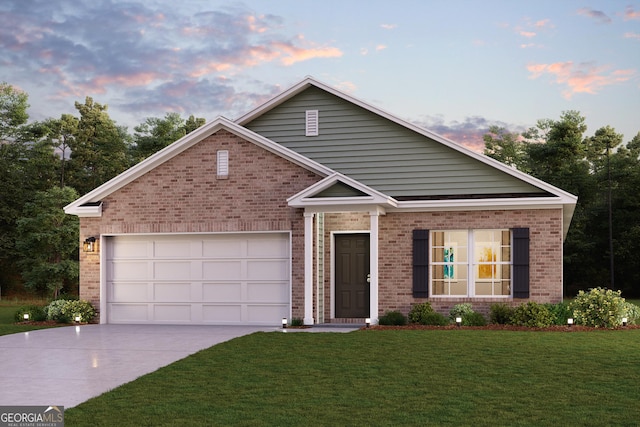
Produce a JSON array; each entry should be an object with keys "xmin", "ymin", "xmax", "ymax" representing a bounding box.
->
[
  {"xmin": 412, "ymin": 229, "xmax": 429, "ymax": 298},
  {"xmin": 512, "ymin": 228, "xmax": 530, "ymax": 298}
]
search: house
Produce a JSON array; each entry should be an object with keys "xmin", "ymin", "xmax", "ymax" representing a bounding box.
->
[{"xmin": 64, "ymin": 77, "xmax": 577, "ymax": 325}]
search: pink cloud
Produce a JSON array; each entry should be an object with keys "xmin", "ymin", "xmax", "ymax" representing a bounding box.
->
[
  {"xmin": 276, "ymin": 38, "xmax": 343, "ymax": 66},
  {"xmin": 624, "ymin": 6, "xmax": 640, "ymax": 20},
  {"xmin": 527, "ymin": 61, "xmax": 636, "ymax": 98},
  {"xmin": 534, "ymin": 19, "xmax": 553, "ymax": 28},
  {"xmin": 624, "ymin": 32, "xmax": 640, "ymax": 40},
  {"xmin": 519, "ymin": 31, "xmax": 537, "ymax": 38},
  {"xmin": 375, "ymin": 44, "xmax": 387, "ymax": 51},
  {"xmin": 381, "ymin": 24, "xmax": 397, "ymax": 30}
]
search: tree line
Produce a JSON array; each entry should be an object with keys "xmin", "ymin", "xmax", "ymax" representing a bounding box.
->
[
  {"xmin": 1, "ymin": 82, "xmax": 639, "ymax": 298},
  {"xmin": 0, "ymin": 82, "xmax": 205, "ymax": 298}
]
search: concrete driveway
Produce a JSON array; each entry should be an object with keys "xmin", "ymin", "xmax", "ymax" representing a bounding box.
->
[{"xmin": 0, "ymin": 324, "xmax": 274, "ymax": 408}]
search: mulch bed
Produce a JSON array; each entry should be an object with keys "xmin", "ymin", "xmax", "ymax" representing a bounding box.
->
[{"xmin": 364, "ymin": 324, "xmax": 640, "ymax": 332}]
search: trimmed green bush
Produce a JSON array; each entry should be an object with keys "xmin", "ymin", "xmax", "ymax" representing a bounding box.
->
[
  {"xmin": 622, "ymin": 302, "xmax": 640, "ymax": 325},
  {"xmin": 408, "ymin": 302, "xmax": 435, "ymax": 324},
  {"xmin": 546, "ymin": 302, "xmax": 572, "ymax": 326},
  {"xmin": 569, "ymin": 287, "xmax": 627, "ymax": 328},
  {"xmin": 419, "ymin": 312, "xmax": 450, "ymax": 326},
  {"xmin": 378, "ymin": 311, "xmax": 408, "ymax": 326},
  {"xmin": 463, "ymin": 312, "xmax": 487, "ymax": 326},
  {"xmin": 290, "ymin": 318, "xmax": 304, "ymax": 327},
  {"xmin": 449, "ymin": 303, "xmax": 486, "ymax": 326},
  {"xmin": 45, "ymin": 299, "xmax": 96, "ymax": 323},
  {"xmin": 14, "ymin": 305, "xmax": 47, "ymax": 322},
  {"xmin": 489, "ymin": 303, "xmax": 514, "ymax": 325},
  {"xmin": 510, "ymin": 302, "xmax": 555, "ymax": 328}
]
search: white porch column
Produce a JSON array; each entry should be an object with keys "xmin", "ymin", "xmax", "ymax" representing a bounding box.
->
[
  {"xmin": 369, "ymin": 210, "xmax": 380, "ymax": 324},
  {"xmin": 303, "ymin": 212, "xmax": 315, "ymax": 325}
]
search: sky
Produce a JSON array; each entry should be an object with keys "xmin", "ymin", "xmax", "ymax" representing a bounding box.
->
[{"xmin": 1, "ymin": 0, "xmax": 639, "ymax": 151}]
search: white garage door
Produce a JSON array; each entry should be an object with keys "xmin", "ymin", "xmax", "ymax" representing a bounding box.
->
[{"xmin": 105, "ymin": 233, "xmax": 290, "ymax": 325}]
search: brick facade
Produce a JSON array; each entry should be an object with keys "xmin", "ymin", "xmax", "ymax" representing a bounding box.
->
[
  {"xmin": 79, "ymin": 130, "xmax": 320, "ymax": 321},
  {"xmin": 319, "ymin": 208, "xmax": 563, "ymax": 319},
  {"xmin": 78, "ymin": 129, "xmax": 565, "ymax": 324}
]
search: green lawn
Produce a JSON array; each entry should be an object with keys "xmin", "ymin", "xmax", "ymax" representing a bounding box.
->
[{"xmin": 66, "ymin": 329, "xmax": 640, "ymax": 426}]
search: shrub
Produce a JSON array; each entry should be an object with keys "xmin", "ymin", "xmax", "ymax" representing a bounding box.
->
[
  {"xmin": 463, "ymin": 312, "xmax": 487, "ymax": 326},
  {"xmin": 489, "ymin": 303, "xmax": 514, "ymax": 325},
  {"xmin": 622, "ymin": 302, "xmax": 640, "ymax": 325},
  {"xmin": 45, "ymin": 299, "xmax": 96, "ymax": 323},
  {"xmin": 546, "ymin": 302, "xmax": 572, "ymax": 325},
  {"xmin": 569, "ymin": 287, "xmax": 627, "ymax": 328},
  {"xmin": 290, "ymin": 318, "xmax": 304, "ymax": 327},
  {"xmin": 378, "ymin": 310, "xmax": 408, "ymax": 326},
  {"xmin": 408, "ymin": 302, "xmax": 435, "ymax": 324},
  {"xmin": 46, "ymin": 299, "xmax": 71, "ymax": 323},
  {"xmin": 449, "ymin": 303, "xmax": 474, "ymax": 322},
  {"xmin": 419, "ymin": 312, "xmax": 450, "ymax": 326},
  {"xmin": 448, "ymin": 303, "xmax": 486, "ymax": 326},
  {"xmin": 510, "ymin": 302, "xmax": 555, "ymax": 328},
  {"xmin": 14, "ymin": 305, "xmax": 47, "ymax": 322}
]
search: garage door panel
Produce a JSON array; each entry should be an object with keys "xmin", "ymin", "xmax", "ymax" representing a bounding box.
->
[
  {"xmin": 154, "ymin": 261, "xmax": 191, "ymax": 280},
  {"xmin": 154, "ymin": 283, "xmax": 191, "ymax": 302},
  {"xmin": 203, "ymin": 239, "xmax": 243, "ymax": 258},
  {"xmin": 107, "ymin": 233, "xmax": 290, "ymax": 325},
  {"xmin": 110, "ymin": 261, "xmax": 149, "ymax": 280},
  {"xmin": 111, "ymin": 240, "xmax": 149, "ymax": 259},
  {"xmin": 110, "ymin": 282, "xmax": 147, "ymax": 302},
  {"xmin": 247, "ymin": 305, "xmax": 288, "ymax": 322},
  {"xmin": 247, "ymin": 260, "xmax": 288, "ymax": 280},
  {"xmin": 248, "ymin": 238, "xmax": 288, "ymax": 257},
  {"xmin": 110, "ymin": 304, "xmax": 148, "ymax": 322},
  {"xmin": 203, "ymin": 261, "xmax": 242, "ymax": 280},
  {"xmin": 154, "ymin": 305, "xmax": 191, "ymax": 322},
  {"xmin": 154, "ymin": 240, "xmax": 193, "ymax": 258},
  {"xmin": 202, "ymin": 305, "xmax": 242, "ymax": 322},
  {"xmin": 247, "ymin": 282, "xmax": 289, "ymax": 302},
  {"xmin": 202, "ymin": 283, "xmax": 241, "ymax": 301}
]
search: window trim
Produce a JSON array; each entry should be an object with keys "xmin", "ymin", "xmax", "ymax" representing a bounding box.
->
[{"xmin": 429, "ymin": 229, "xmax": 513, "ymax": 299}]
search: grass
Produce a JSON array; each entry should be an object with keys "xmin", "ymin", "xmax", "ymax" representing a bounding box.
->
[
  {"xmin": 65, "ymin": 329, "xmax": 640, "ymax": 427},
  {"xmin": 0, "ymin": 299, "xmax": 59, "ymax": 336}
]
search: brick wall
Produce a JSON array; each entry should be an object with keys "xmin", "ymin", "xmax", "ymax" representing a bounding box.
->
[
  {"xmin": 320, "ymin": 208, "xmax": 563, "ymax": 320},
  {"xmin": 79, "ymin": 130, "xmax": 320, "ymax": 321}
]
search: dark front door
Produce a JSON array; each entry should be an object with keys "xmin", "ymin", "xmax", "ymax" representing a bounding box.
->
[{"xmin": 335, "ymin": 233, "xmax": 370, "ymax": 318}]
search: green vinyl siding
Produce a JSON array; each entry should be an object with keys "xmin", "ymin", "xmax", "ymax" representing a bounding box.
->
[
  {"xmin": 315, "ymin": 182, "xmax": 368, "ymax": 198},
  {"xmin": 244, "ymin": 87, "xmax": 545, "ymax": 198}
]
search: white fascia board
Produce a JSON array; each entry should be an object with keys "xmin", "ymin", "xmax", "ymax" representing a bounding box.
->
[
  {"xmin": 287, "ymin": 172, "xmax": 397, "ymax": 207},
  {"xmin": 71, "ymin": 203, "xmax": 103, "ymax": 217},
  {"xmin": 64, "ymin": 116, "xmax": 334, "ymax": 216}
]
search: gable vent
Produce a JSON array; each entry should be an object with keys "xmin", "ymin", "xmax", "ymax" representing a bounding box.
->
[
  {"xmin": 217, "ymin": 150, "xmax": 229, "ymax": 179},
  {"xmin": 305, "ymin": 110, "xmax": 319, "ymax": 136}
]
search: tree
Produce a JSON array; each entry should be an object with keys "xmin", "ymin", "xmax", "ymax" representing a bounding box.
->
[
  {"xmin": 131, "ymin": 113, "xmax": 206, "ymax": 162},
  {"xmin": 67, "ymin": 97, "xmax": 130, "ymax": 194},
  {"xmin": 15, "ymin": 186, "xmax": 80, "ymax": 298},
  {"xmin": 40, "ymin": 114, "xmax": 79, "ymax": 187},
  {"xmin": 0, "ymin": 82, "xmax": 29, "ymax": 140},
  {"xmin": 483, "ymin": 126, "xmax": 527, "ymax": 170}
]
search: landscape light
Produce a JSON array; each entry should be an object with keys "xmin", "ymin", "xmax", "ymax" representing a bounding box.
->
[
  {"xmin": 567, "ymin": 318, "xmax": 574, "ymax": 327},
  {"xmin": 75, "ymin": 315, "xmax": 81, "ymax": 323},
  {"xmin": 365, "ymin": 318, "xmax": 371, "ymax": 328},
  {"xmin": 622, "ymin": 317, "xmax": 628, "ymax": 327},
  {"xmin": 23, "ymin": 313, "xmax": 29, "ymax": 321},
  {"xmin": 281, "ymin": 318, "xmax": 287, "ymax": 328}
]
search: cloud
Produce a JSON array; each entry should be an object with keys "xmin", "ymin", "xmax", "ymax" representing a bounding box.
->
[
  {"xmin": 534, "ymin": 19, "xmax": 553, "ymax": 28},
  {"xmin": 519, "ymin": 31, "xmax": 537, "ymax": 38},
  {"xmin": 527, "ymin": 61, "xmax": 636, "ymax": 98},
  {"xmin": 0, "ymin": 1, "xmax": 342, "ymax": 126},
  {"xmin": 415, "ymin": 115, "xmax": 526, "ymax": 153},
  {"xmin": 624, "ymin": 5, "xmax": 640, "ymax": 20},
  {"xmin": 380, "ymin": 24, "xmax": 397, "ymax": 30},
  {"xmin": 577, "ymin": 8, "xmax": 612, "ymax": 24},
  {"xmin": 375, "ymin": 44, "xmax": 387, "ymax": 51},
  {"xmin": 624, "ymin": 32, "xmax": 640, "ymax": 40}
]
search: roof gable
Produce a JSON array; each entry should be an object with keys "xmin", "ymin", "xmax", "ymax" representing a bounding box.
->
[
  {"xmin": 238, "ymin": 77, "xmax": 573, "ymax": 201},
  {"xmin": 64, "ymin": 117, "xmax": 333, "ymax": 216}
]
